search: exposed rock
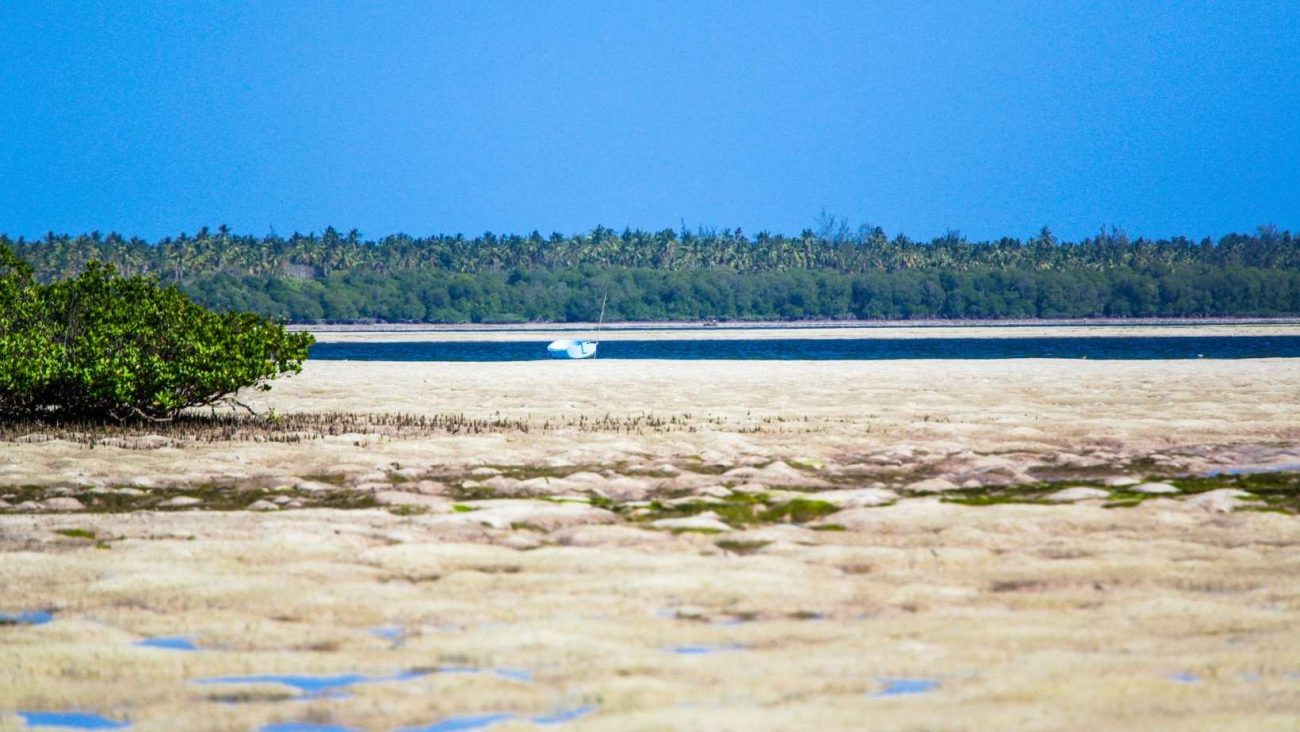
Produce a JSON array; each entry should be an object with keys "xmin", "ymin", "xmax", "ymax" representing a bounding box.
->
[
  {"xmin": 0, "ymin": 499, "xmax": 9, "ymax": 509},
  {"xmin": 907, "ymin": 478, "xmax": 960, "ymax": 493},
  {"xmin": 753, "ymin": 461, "xmax": 831, "ymax": 487},
  {"xmin": 816, "ymin": 488, "xmax": 900, "ymax": 508},
  {"xmin": 435, "ymin": 499, "xmax": 618, "ymax": 531},
  {"xmin": 293, "ymin": 479, "xmax": 337, "ymax": 493},
  {"xmin": 699, "ymin": 486, "xmax": 733, "ymax": 499},
  {"xmin": 160, "ymin": 496, "xmax": 203, "ymax": 508},
  {"xmin": 500, "ymin": 533, "xmax": 542, "ymax": 551},
  {"xmin": 42, "ymin": 497, "xmax": 85, "ymax": 511},
  {"xmin": 1131, "ymin": 482, "xmax": 1179, "ymax": 495},
  {"xmin": 1043, "ymin": 487, "xmax": 1109, "ymax": 503},
  {"xmin": 272, "ymin": 495, "xmax": 293, "ymax": 505},
  {"xmin": 352, "ymin": 470, "xmax": 390, "ymax": 484},
  {"xmin": 467, "ymin": 466, "xmax": 501, "ymax": 477},
  {"xmin": 550, "ymin": 524, "xmax": 676, "ymax": 548},
  {"xmin": 1185, "ymin": 489, "xmax": 1255, "ymax": 513},
  {"xmin": 374, "ymin": 491, "xmax": 449, "ymax": 510},
  {"xmin": 247, "ymin": 500, "xmax": 280, "ymax": 511},
  {"xmin": 412, "ymin": 480, "xmax": 449, "ymax": 496},
  {"xmin": 665, "ymin": 472, "xmax": 720, "ymax": 492},
  {"xmin": 466, "ymin": 475, "xmax": 523, "ymax": 495},
  {"xmin": 651, "ymin": 511, "xmax": 732, "ymax": 532},
  {"xmin": 352, "ymin": 482, "xmax": 390, "ymax": 493},
  {"xmin": 593, "ymin": 476, "xmax": 655, "ymax": 501},
  {"xmin": 545, "ymin": 494, "xmax": 591, "ymax": 504},
  {"xmin": 1104, "ymin": 476, "xmax": 1141, "ymax": 487},
  {"xmin": 662, "ymin": 495, "xmax": 727, "ymax": 508},
  {"xmin": 12, "ymin": 501, "xmax": 42, "ymax": 512}
]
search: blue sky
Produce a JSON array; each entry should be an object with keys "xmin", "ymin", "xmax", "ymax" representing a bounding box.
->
[{"xmin": 1, "ymin": 0, "xmax": 1297, "ymax": 242}]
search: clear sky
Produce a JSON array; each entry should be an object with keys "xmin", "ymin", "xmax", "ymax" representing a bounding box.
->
[{"xmin": 1, "ymin": 0, "xmax": 1297, "ymax": 242}]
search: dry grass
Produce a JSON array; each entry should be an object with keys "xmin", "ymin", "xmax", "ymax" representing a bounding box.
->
[{"xmin": 1, "ymin": 504, "xmax": 1298, "ymax": 731}]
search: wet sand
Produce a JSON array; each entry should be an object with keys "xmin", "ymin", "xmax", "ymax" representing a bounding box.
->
[{"xmin": 2, "ymin": 328, "xmax": 1299, "ymax": 730}]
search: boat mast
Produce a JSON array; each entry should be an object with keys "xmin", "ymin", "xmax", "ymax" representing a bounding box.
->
[{"xmin": 594, "ymin": 293, "xmax": 607, "ymax": 358}]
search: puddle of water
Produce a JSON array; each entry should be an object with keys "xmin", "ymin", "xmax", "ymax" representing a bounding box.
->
[
  {"xmin": 873, "ymin": 678, "xmax": 941, "ymax": 697},
  {"xmin": 492, "ymin": 668, "xmax": 533, "ymax": 683},
  {"xmin": 369, "ymin": 626, "xmax": 404, "ymax": 641},
  {"xmin": 260, "ymin": 725, "xmax": 360, "ymax": 732},
  {"xmin": 1169, "ymin": 672, "xmax": 1200, "ymax": 683},
  {"xmin": 18, "ymin": 711, "xmax": 130, "ymax": 729},
  {"xmin": 666, "ymin": 643, "xmax": 746, "ymax": 655},
  {"xmin": 395, "ymin": 712, "xmax": 515, "ymax": 732},
  {"xmin": 1, "ymin": 610, "xmax": 55, "ymax": 626},
  {"xmin": 135, "ymin": 636, "xmax": 198, "ymax": 651},
  {"xmin": 1205, "ymin": 461, "xmax": 1300, "ymax": 477},
  {"xmin": 532, "ymin": 705, "xmax": 597, "ymax": 725},
  {"xmin": 196, "ymin": 669, "xmax": 427, "ymax": 696}
]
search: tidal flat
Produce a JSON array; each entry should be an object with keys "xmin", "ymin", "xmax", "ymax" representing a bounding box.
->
[{"xmin": 2, "ymin": 327, "xmax": 1299, "ymax": 731}]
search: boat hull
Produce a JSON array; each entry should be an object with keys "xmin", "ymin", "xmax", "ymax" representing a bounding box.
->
[{"xmin": 546, "ymin": 339, "xmax": 598, "ymax": 359}]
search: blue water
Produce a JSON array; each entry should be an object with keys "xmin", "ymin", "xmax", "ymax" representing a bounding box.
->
[
  {"xmin": 18, "ymin": 712, "xmax": 129, "ymax": 729},
  {"xmin": 1, "ymin": 610, "xmax": 54, "ymax": 626},
  {"xmin": 196, "ymin": 670, "xmax": 427, "ymax": 696},
  {"xmin": 395, "ymin": 713, "xmax": 515, "ymax": 732},
  {"xmin": 135, "ymin": 636, "xmax": 198, "ymax": 651},
  {"xmin": 394, "ymin": 707, "xmax": 596, "ymax": 732},
  {"xmin": 532, "ymin": 706, "xmax": 597, "ymax": 725},
  {"xmin": 309, "ymin": 335, "xmax": 1300, "ymax": 362},
  {"xmin": 873, "ymin": 678, "xmax": 941, "ymax": 697},
  {"xmin": 667, "ymin": 643, "xmax": 746, "ymax": 655}
]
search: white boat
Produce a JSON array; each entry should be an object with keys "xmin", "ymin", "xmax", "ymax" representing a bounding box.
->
[
  {"xmin": 546, "ymin": 294, "xmax": 606, "ymax": 360},
  {"xmin": 546, "ymin": 339, "xmax": 598, "ymax": 359}
]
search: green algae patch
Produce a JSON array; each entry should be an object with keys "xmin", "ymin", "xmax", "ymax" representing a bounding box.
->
[
  {"xmin": 629, "ymin": 493, "xmax": 838, "ymax": 529},
  {"xmin": 715, "ymin": 539, "xmax": 771, "ymax": 555},
  {"xmin": 54, "ymin": 528, "xmax": 96, "ymax": 540}
]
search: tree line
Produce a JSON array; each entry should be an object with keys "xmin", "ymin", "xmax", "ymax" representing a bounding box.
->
[{"xmin": 6, "ymin": 224, "xmax": 1299, "ymax": 321}]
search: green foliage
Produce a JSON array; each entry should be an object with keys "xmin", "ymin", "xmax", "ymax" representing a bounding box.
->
[
  {"xmin": 5, "ymin": 225, "xmax": 1300, "ymax": 321},
  {"xmin": 0, "ymin": 243, "xmax": 312, "ymax": 422}
]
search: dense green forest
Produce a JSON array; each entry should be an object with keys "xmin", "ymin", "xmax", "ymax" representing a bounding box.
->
[{"xmin": 7, "ymin": 223, "xmax": 1299, "ymax": 322}]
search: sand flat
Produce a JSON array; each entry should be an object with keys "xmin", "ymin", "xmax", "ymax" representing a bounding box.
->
[{"xmin": 2, "ymin": 349, "xmax": 1299, "ymax": 730}]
